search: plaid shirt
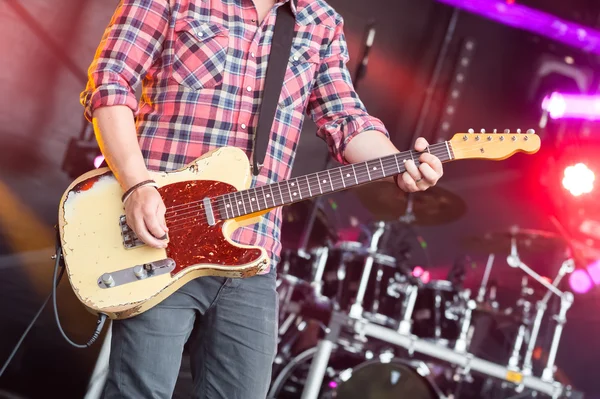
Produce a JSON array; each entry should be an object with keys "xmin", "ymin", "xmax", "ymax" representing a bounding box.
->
[{"xmin": 81, "ymin": 0, "xmax": 388, "ymax": 270}]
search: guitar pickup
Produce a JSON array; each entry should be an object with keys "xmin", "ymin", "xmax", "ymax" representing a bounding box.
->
[{"xmin": 98, "ymin": 258, "xmax": 176, "ymax": 289}]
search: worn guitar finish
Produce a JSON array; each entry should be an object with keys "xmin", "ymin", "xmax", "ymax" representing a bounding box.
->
[
  {"xmin": 59, "ymin": 147, "xmax": 270, "ymax": 319},
  {"xmin": 58, "ymin": 132, "xmax": 541, "ymax": 319}
]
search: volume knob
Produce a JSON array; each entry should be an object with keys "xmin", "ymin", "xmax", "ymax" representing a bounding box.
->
[
  {"xmin": 134, "ymin": 265, "xmax": 148, "ymax": 279},
  {"xmin": 102, "ymin": 273, "xmax": 115, "ymax": 287}
]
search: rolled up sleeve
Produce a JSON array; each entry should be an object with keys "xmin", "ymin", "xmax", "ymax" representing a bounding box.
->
[
  {"xmin": 307, "ymin": 17, "xmax": 389, "ymax": 164},
  {"xmin": 80, "ymin": 0, "xmax": 170, "ymax": 121}
]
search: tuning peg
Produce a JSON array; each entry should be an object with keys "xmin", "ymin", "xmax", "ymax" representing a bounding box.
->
[
  {"xmin": 504, "ymin": 129, "xmax": 510, "ymax": 133},
  {"xmin": 468, "ymin": 128, "xmax": 474, "ymax": 133},
  {"xmin": 517, "ymin": 128, "xmax": 522, "ymax": 133},
  {"xmin": 493, "ymin": 129, "xmax": 497, "ymax": 133},
  {"xmin": 527, "ymin": 128, "xmax": 535, "ymax": 134},
  {"xmin": 480, "ymin": 129, "xmax": 486, "ymax": 133}
]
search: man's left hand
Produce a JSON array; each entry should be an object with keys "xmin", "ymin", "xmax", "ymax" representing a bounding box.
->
[{"xmin": 395, "ymin": 137, "xmax": 443, "ymax": 192}]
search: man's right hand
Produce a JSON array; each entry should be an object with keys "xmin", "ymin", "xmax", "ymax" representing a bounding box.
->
[{"xmin": 124, "ymin": 185, "xmax": 169, "ymax": 249}]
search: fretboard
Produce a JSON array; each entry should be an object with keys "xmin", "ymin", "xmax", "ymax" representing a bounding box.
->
[{"xmin": 214, "ymin": 142, "xmax": 454, "ymax": 220}]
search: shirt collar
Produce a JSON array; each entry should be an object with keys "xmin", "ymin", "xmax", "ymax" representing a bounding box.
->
[{"xmin": 278, "ymin": 0, "xmax": 298, "ymax": 16}]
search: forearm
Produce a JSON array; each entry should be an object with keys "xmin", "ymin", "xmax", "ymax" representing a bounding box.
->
[
  {"xmin": 344, "ymin": 130, "xmax": 399, "ymax": 183},
  {"xmin": 92, "ymin": 105, "xmax": 150, "ymax": 190}
]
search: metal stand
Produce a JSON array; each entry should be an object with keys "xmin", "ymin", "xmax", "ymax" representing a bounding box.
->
[
  {"xmin": 300, "ymin": 310, "xmax": 575, "ymax": 399},
  {"xmin": 477, "ymin": 253, "xmax": 495, "ymax": 302},
  {"xmin": 349, "ymin": 222, "xmax": 387, "ymax": 318},
  {"xmin": 84, "ymin": 324, "xmax": 112, "ymax": 399}
]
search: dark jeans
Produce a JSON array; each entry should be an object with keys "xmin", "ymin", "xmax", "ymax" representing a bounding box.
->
[{"xmin": 101, "ymin": 269, "xmax": 278, "ymax": 399}]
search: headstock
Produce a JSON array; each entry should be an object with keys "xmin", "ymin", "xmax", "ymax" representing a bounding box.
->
[{"xmin": 450, "ymin": 129, "xmax": 541, "ymax": 161}]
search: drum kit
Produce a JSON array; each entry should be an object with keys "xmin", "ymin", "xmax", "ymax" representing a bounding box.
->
[{"xmin": 268, "ymin": 183, "xmax": 583, "ymax": 399}]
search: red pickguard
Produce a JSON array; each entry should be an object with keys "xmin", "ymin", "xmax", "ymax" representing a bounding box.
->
[{"xmin": 159, "ymin": 180, "xmax": 262, "ymax": 275}]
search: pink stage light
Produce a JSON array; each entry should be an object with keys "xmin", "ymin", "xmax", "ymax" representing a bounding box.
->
[
  {"xmin": 421, "ymin": 270, "xmax": 431, "ymax": 284},
  {"xmin": 93, "ymin": 155, "xmax": 105, "ymax": 169},
  {"xmin": 412, "ymin": 266, "xmax": 424, "ymax": 278},
  {"xmin": 568, "ymin": 269, "xmax": 593, "ymax": 294},
  {"xmin": 542, "ymin": 92, "xmax": 600, "ymax": 120},
  {"xmin": 587, "ymin": 260, "xmax": 600, "ymax": 285},
  {"xmin": 562, "ymin": 163, "xmax": 595, "ymax": 196}
]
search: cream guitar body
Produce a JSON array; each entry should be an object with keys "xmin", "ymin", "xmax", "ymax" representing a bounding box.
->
[
  {"xmin": 58, "ymin": 147, "xmax": 270, "ymax": 319},
  {"xmin": 58, "ymin": 132, "xmax": 541, "ymax": 320}
]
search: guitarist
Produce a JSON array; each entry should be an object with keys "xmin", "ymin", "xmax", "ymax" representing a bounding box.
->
[{"xmin": 81, "ymin": 0, "xmax": 443, "ymax": 397}]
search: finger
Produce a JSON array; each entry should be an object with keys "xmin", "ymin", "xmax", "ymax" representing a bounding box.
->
[
  {"xmin": 414, "ymin": 137, "xmax": 429, "ymax": 152},
  {"xmin": 144, "ymin": 210, "xmax": 168, "ymax": 241},
  {"xmin": 132, "ymin": 215, "xmax": 165, "ymax": 249},
  {"xmin": 157, "ymin": 202, "xmax": 169, "ymax": 233},
  {"xmin": 418, "ymin": 163, "xmax": 440, "ymax": 185},
  {"xmin": 419, "ymin": 153, "xmax": 443, "ymax": 177},
  {"xmin": 403, "ymin": 159, "xmax": 422, "ymax": 183},
  {"xmin": 401, "ymin": 171, "xmax": 419, "ymax": 192}
]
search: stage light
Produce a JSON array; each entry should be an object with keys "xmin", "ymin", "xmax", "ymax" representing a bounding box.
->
[
  {"xmin": 562, "ymin": 163, "xmax": 595, "ymax": 196},
  {"xmin": 568, "ymin": 269, "xmax": 593, "ymax": 294},
  {"xmin": 542, "ymin": 92, "xmax": 600, "ymax": 120},
  {"xmin": 421, "ymin": 270, "xmax": 431, "ymax": 284},
  {"xmin": 586, "ymin": 259, "xmax": 600, "ymax": 285},
  {"xmin": 412, "ymin": 266, "xmax": 424, "ymax": 278}
]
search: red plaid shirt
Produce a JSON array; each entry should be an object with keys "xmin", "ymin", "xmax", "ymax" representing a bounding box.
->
[{"xmin": 81, "ymin": 0, "xmax": 388, "ymax": 270}]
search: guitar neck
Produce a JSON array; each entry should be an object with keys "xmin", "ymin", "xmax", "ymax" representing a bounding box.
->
[{"xmin": 214, "ymin": 141, "xmax": 454, "ymax": 220}]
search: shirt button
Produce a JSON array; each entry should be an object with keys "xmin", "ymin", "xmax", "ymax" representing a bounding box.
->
[
  {"xmin": 198, "ymin": 32, "xmax": 204, "ymax": 37},
  {"xmin": 241, "ymin": 123, "xmax": 247, "ymax": 129},
  {"xmin": 251, "ymin": 52, "xmax": 255, "ymax": 58},
  {"xmin": 246, "ymin": 86, "xmax": 252, "ymax": 92},
  {"xmin": 293, "ymin": 55, "xmax": 299, "ymax": 61}
]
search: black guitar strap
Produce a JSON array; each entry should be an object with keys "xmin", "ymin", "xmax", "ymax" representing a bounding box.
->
[{"xmin": 252, "ymin": 0, "xmax": 297, "ymax": 176}]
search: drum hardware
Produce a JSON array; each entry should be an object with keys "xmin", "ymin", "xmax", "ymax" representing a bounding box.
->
[
  {"xmin": 522, "ymin": 258, "xmax": 574, "ymax": 377},
  {"xmin": 476, "ymin": 253, "xmax": 495, "ymax": 303},
  {"xmin": 349, "ymin": 221, "xmax": 387, "ymax": 319},
  {"xmin": 300, "ymin": 310, "xmax": 577, "ymax": 399}
]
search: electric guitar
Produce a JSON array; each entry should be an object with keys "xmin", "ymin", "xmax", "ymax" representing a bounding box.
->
[{"xmin": 58, "ymin": 131, "xmax": 540, "ymax": 319}]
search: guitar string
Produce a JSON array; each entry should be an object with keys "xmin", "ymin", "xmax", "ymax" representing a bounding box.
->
[
  {"xmin": 162, "ymin": 141, "xmax": 518, "ymax": 232},
  {"xmin": 163, "ymin": 146, "xmax": 451, "ymax": 227},
  {"xmin": 162, "ymin": 140, "xmax": 529, "ymax": 232},
  {"xmin": 162, "ymin": 143, "xmax": 450, "ymax": 218},
  {"xmin": 123, "ymin": 139, "xmax": 533, "ymax": 238},
  {"xmin": 162, "ymin": 142, "xmax": 449, "ymax": 216}
]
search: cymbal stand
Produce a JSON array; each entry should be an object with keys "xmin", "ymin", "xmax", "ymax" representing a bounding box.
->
[
  {"xmin": 349, "ymin": 221, "xmax": 387, "ymax": 319},
  {"xmin": 477, "ymin": 253, "xmax": 496, "ymax": 303},
  {"xmin": 506, "ymin": 237, "xmax": 575, "ymax": 383},
  {"xmin": 310, "ymin": 246, "xmax": 330, "ymax": 302},
  {"xmin": 398, "ymin": 193, "xmax": 416, "ymax": 224},
  {"xmin": 508, "ymin": 277, "xmax": 533, "ymax": 371},
  {"xmin": 522, "ymin": 259, "xmax": 574, "ymax": 377}
]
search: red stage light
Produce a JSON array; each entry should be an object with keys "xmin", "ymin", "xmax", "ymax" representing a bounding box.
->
[{"xmin": 562, "ymin": 163, "xmax": 595, "ymax": 196}]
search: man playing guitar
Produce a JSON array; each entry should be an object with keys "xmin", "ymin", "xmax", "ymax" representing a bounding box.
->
[{"xmin": 81, "ymin": 0, "xmax": 443, "ymax": 397}]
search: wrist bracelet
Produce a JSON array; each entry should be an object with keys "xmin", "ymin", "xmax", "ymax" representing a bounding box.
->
[{"xmin": 121, "ymin": 179, "xmax": 158, "ymax": 204}]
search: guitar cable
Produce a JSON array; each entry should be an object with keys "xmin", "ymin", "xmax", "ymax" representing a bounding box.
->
[{"xmin": 0, "ymin": 235, "xmax": 108, "ymax": 378}]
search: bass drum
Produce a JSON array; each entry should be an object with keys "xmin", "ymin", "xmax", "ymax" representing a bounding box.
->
[{"xmin": 268, "ymin": 346, "xmax": 444, "ymax": 399}]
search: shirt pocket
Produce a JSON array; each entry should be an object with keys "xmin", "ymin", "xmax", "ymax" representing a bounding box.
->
[
  {"xmin": 279, "ymin": 44, "xmax": 320, "ymax": 110},
  {"xmin": 172, "ymin": 18, "xmax": 229, "ymax": 91}
]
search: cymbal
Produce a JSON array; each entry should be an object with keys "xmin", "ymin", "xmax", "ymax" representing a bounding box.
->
[
  {"xmin": 352, "ymin": 182, "xmax": 467, "ymax": 225},
  {"xmin": 281, "ymin": 200, "xmax": 337, "ymax": 249},
  {"xmin": 462, "ymin": 227, "xmax": 564, "ymax": 254}
]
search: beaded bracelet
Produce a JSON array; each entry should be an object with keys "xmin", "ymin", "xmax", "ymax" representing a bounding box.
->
[{"xmin": 121, "ymin": 179, "xmax": 158, "ymax": 204}]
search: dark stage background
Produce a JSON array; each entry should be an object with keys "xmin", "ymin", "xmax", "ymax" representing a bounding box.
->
[{"xmin": 1, "ymin": 0, "xmax": 600, "ymax": 398}]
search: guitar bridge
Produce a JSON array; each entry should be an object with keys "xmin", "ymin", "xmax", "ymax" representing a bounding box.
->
[
  {"xmin": 120, "ymin": 215, "xmax": 144, "ymax": 249},
  {"xmin": 98, "ymin": 258, "xmax": 176, "ymax": 289}
]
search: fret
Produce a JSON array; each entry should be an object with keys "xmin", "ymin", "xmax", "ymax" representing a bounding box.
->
[
  {"xmin": 222, "ymin": 196, "xmax": 230, "ymax": 219},
  {"xmin": 339, "ymin": 168, "xmax": 345, "ymax": 188},
  {"xmin": 286, "ymin": 181, "xmax": 294, "ymax": 203},
  {"xmin": 394, "ymin": 153, "xmax": 401, "ymax": 174},
  {"xmin": 379, "ymin": 158, "xmax": 385, "ymax": 177},
  {"xmin": 327, "ymin": 170, "xmax": 334, "ymax": 191},
  {"xmin": 268, "ymin": 184, "xmax": 277, "ymax": 207},
  {"xmin": 277, "ymin": 182, "xmax": 285, "ymax": 206},
  {"xmin": 410, "ymin": 150, "xmax": 415, "ymax": 163},
  {"xmin": 247, "ymin": 189, "xmax": 256, "ymax": 213},
  {"xmin": 239, "ymin": 191, "xmax": 248, "ymax": 215},
  {"xmin": 234, "ymin": 192, "xmax": 242, "ymax": 217},
  {"xmin": 295, "ymin": 178, "xmax": 303, "ymax": 200},
  {"xmin": 427, "ymin": 146, "xmax": 431, "ymax": 153},
  {"xmin": 351, "ymin": 164, "xmax": 358, "ymax": 185},
  {"xmin": 366, "ymin": 161, "xmax": 372, "ymax": 181},
  {"xmin": 445, "ymin": 141, "xmax": 452, "ymax": 160},
  {"xmin": 305, "ymin": 175, "xmax": 312, "ymax": 197},
  {"xmin": 317, "ymin": 172, "xmax": 323, "ymax": 194},
  {"xmin": 257, "ymin": 186, "xmax": 268, "ymax": 211}
]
